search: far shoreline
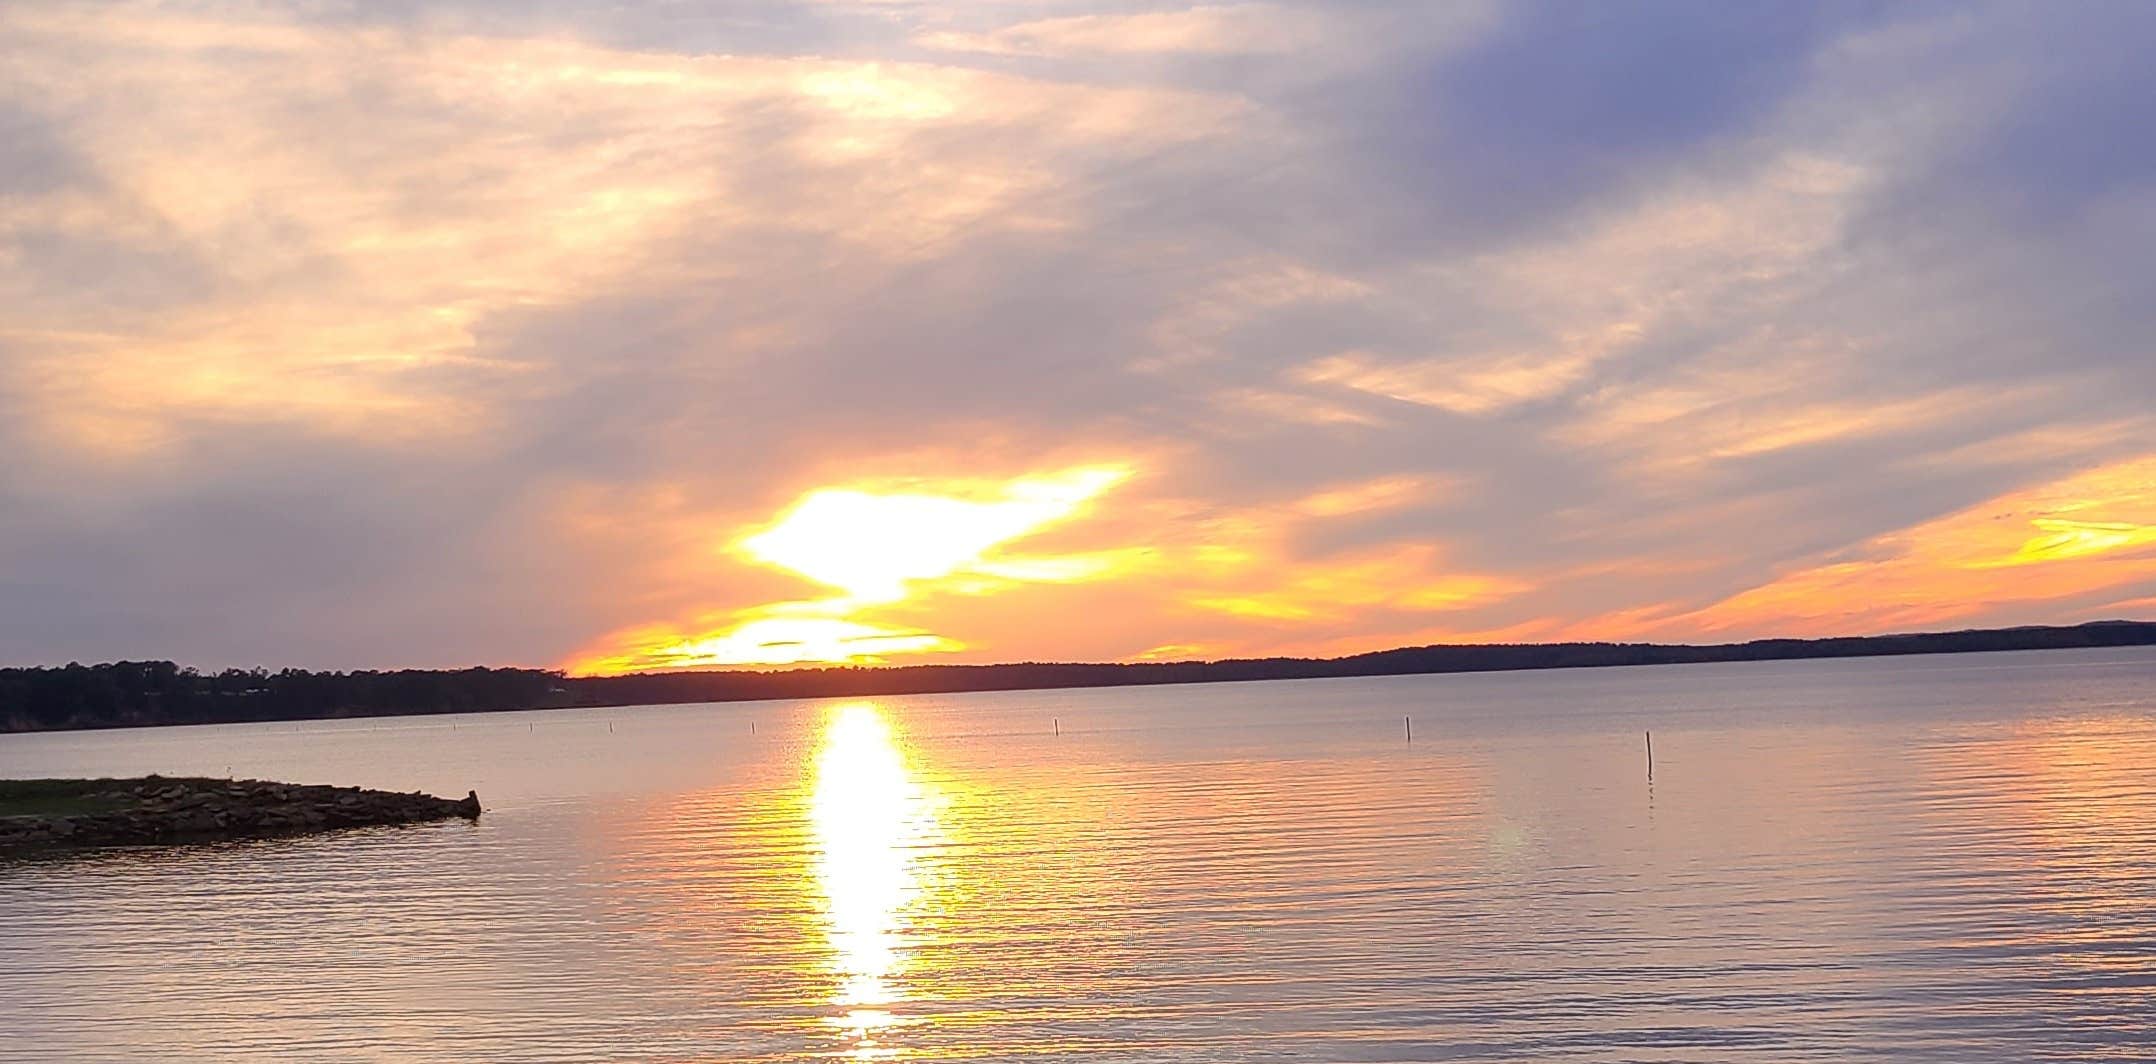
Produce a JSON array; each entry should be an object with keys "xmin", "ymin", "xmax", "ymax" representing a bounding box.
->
[{"xmin": 4, "ymin": 620, "xmax": 2154, "ymax": 735}]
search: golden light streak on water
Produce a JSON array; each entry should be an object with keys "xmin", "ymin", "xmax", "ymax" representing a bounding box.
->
[{"xmin": 808, "ymin": 704, "xmax": 940, "ymax": 1059}]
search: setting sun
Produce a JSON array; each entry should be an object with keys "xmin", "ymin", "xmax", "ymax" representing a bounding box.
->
[
  {"xmin": 737, "ymin": 466, "xmax": 1131, "ymax": 603},
  {"xmin": 568, "ymin": 616, "xmax": 955, "ymax": 673},
  {"xmin": 565, "ymin": 464, "xmax": 1134, "ymax": 673}
]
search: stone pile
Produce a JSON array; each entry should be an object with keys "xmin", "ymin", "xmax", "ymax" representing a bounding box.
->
[{"xmin": 0, "ymin": 776, "xmax": 481, "ymax": 855}]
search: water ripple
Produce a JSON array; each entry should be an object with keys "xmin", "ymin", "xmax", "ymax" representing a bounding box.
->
[{"xmin": 4, "ymin": 648, "xmax": 2155, "ymax": 1061}]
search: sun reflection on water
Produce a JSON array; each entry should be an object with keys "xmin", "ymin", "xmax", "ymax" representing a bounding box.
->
[{"xmin": 810, "ymin": 703, "xmax": 940, "ymax": 1058}]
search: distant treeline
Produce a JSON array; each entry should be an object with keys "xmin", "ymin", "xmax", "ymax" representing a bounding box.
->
[
  {"xmin": 0, "ymin": 662, "xmax": 563, "ymax": 733},
  {"xmin": 5, "ymin": 620, "xmax": 2154, "ymax": 733}
]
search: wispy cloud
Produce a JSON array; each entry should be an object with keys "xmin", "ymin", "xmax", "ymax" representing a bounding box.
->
[
  {"xmin": 917, "ymin": 5, "xmax": 1323, "ymax": 58},
  {"xmin": 2, "ymin": 1, "xmax": 2152, "ymax": 669}
]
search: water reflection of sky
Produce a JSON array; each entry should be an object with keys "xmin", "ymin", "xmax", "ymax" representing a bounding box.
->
[{"xmin": 3, "ymin": 652, "xmax": 2155, "ymax": 1060}]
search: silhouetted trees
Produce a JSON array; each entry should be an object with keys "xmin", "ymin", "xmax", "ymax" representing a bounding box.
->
[
  {"xmin": 568, "ymin": 620, "xmax": 2156, "ymax": 708},
  {"xmin": 0, "ymin": 663, "xmax": 563, "ymax": 732},
  {"xmin": 4, "ymin": 620, "xmax": 2152, "ymax": 733}
]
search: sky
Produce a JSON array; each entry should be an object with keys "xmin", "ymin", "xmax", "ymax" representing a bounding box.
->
[{"xmin": 2, "ymin": 1, "xmax": 2153, "ymax": 675}]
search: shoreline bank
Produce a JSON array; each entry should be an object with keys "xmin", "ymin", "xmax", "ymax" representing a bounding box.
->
[{"xmin": 0, "ymin": 776, "xmax": 480, "ymax": 857}]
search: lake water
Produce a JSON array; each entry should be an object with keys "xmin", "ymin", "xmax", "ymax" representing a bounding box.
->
[{"xmin": 3, "ymin": 648, "xmax": 2155, "ymax": 1062}]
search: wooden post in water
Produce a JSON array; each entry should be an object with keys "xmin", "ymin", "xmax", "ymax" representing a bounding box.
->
[
  {"xmin": 1405, "ymin": 716, "xmax": 1412, "ymax": 743},
  {"xmin": 1054, "ymin": 717, "xmax": 1060, "ymax": 736},
  {"xmin": 1646, "ymin": 731, "xmax": 1654, "ymax": 781}
]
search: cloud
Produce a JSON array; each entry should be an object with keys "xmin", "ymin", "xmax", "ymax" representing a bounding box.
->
[
  {"xmin": 567, "ymin": 466, "xmax": 1133, "ymax": 673},
  {"xmin": 918, "ymin": 5, "xmax": 1322, "ymax": 58},
  {"xmin": 2, "ymin": 1, "xmax": 2153, "ymax": 670},
  {"xmin": 1, "ymin": 4, "xmax": 1244, "ymax": 426},
  {"xmin": 1663, "ymin": 454, "xmax": 2156, "ymax": 637}
]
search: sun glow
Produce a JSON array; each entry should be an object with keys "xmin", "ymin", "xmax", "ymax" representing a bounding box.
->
[
  {"xmin": 1988, "ymin": 518, "xmax": 2156, "ymax": 567},
  {"xmin": 1658, "ymin": 453, "xmax": 2156, "ymax": 636},
  {"xmin": 739, "ymin": 465, "xmax": 1131, "ymax": 602},
  {"xmin": 566, "ymin": 464, "xmax": 1133, "ymax": 673},
  {"xmin": 810, "ymin": 704, "xmax": 940, "ymax": 1058},
  {"xmin": 570, "ymin": 616, "xmax": 955, "ymax": 674}
]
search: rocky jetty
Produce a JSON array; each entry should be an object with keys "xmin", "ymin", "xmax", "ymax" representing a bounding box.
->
[{"xmin": 0, "ymin": 776, "xmax": 481, "ymax": 856}]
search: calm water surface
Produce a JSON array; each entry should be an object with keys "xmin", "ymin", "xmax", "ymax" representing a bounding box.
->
[{"xmin": 4, "ymin": 648, "xmax": 2155, "ymax": 1062}]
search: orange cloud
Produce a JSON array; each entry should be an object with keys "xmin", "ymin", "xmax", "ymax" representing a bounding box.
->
[
  {"xmin": 1187, "ymin": 543, "xmax": 1522, "ymax": 623},
  {"xmin": 566, "ymin": 464, "xmax": 1135, "ymax": 673},
  {"xmin": 1297, "ymin": 348, "xmax": 1600, "ymax": 417},
  {"xmin": 570, "ymin": 615, "xmax": 956, "ymax": 675},
  {"xmin": 1292, "ymin": 474, "xmax": 1448, "ymax": 518},
  {"xmin": 561, "ymin": 459, "xmax": 1533, "ymax": 674},
  {"xmin": 1, "ymin": 5, "xmax": 1243, "ymax": 463},
  {"xmin": 1678, "ymin": 454, "xmax": 2156, "ymax": 635},
  {"xmin": 736, "ymin": 467, "xmax": 1131, "ymax": 602}
]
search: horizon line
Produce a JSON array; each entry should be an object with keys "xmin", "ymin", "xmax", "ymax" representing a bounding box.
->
[{"xmin": 10, "ymin": 618, "xmax": 2149, "ymax": 679}]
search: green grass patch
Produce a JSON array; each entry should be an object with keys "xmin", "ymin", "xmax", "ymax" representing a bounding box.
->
[{"xmin": 0, "ymin": 777, "xmax": 172, "ymax": 818}]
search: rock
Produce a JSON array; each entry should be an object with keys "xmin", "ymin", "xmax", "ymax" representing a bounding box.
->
[{"xmin": 1, "ymin": 777, "xmax": 484, "ymax": 857}]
